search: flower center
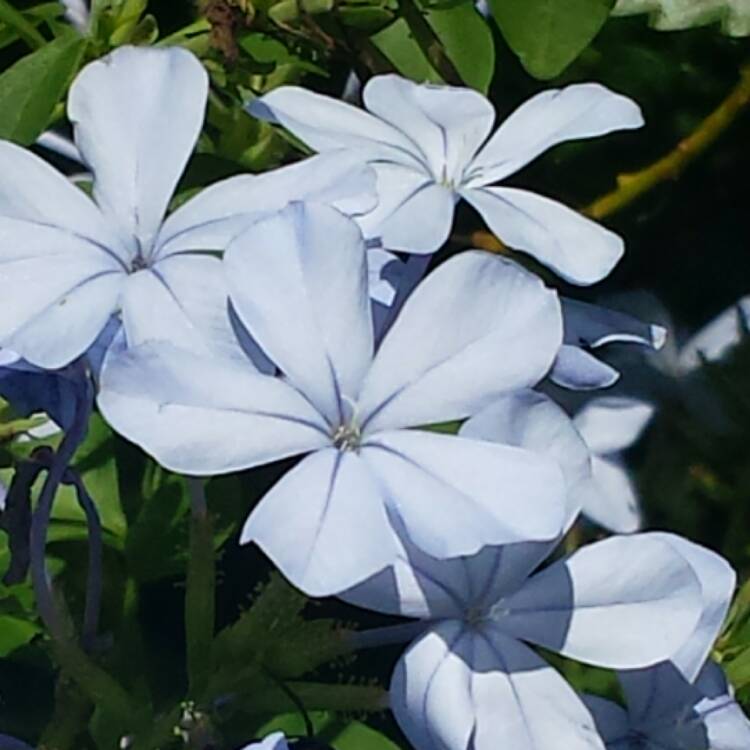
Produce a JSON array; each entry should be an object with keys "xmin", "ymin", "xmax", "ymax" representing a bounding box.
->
[
  {"xmin": 332, "ymin": 422, "xmax": 361, "ymax": 452},
  {"xmin": 130, "ymin": 254, "xmax": 149, "ymax": 272}
]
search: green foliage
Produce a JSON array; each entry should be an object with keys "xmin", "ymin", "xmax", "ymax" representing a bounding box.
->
[
  {"xmin": 372, "ymin": 0, "xmax": 495, "ymax": 90},
  {"xmin": 613, "ymin": 0, "xmax": 750, "ymax": 37},
  {"xmin": 0, "ymin": 29, "xmax": 86, "ymax": 144},
  {"xmin": 489, "ymin": 0, "xmax": 615, "ymax": 79}
]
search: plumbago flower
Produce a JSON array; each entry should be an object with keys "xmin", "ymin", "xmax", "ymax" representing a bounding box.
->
[
  {"xmin": 249, "ymin": 74, "xmax": 644, "ymax": 284},
  {"xmin": 583, "ymin": 661, "xmax": 750, "ymax": 750},
  {"xmin": 0, "ymin": 45, "xmax": 374, "ymax": 370},
  {"xmin": 339, "ymin": 389, "xmax": 732, "ymax": 750},
  {"xmin": 344, "ymin": 526, "xmax": 709, "ymax": 750},
  {"xmin": 98, "ymin": 202, "xmax": 570, "ymax": 595}
]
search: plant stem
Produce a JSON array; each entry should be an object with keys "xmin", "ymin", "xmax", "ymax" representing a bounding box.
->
[
  {"xmin": 67, "ymin": 471, "xmax": 103, "ymax": 650},
  {"xmin": 186, "ymin": 477, "xmax": 215, "ymax": 699},
  {"xmin": 29, "ymin": 373, "xmax": 135, "ymax": 726},
  {"xmin": 397, "ymin": 0, "xmax": 463, "ymax": 85},
  {"xmin": 343, "ymin": 621, "xmax": 428, "ymax": 651},
  {"xmin": 584, "ymin": 63, "xmax": 750, "ymax": 220}
]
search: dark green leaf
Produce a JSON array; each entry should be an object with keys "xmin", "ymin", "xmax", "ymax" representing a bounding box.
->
[
  {"xmin": 489, "ymin": 0, "xmax": 614, "ymax": 80},
  {"xmin": 372, "ymin": 0, "xmax": 495, "ymax": 91},
  {"xmin": 0, "ymin": 30, "xmax": 87, "ymax": 144},
  {"xmin": 0, "ymin": 0, "xmax": 46, "ymax": 49}
]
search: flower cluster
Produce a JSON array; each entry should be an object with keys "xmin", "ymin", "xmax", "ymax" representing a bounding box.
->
[{"xmin": 0, "ymin": 44, "xmax": 747, "ymax": 750}]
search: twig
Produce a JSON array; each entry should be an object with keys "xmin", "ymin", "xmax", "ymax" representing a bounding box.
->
[
  {"xmin": 468, "ymin": 63, "xmax": 750, "ymax": 253},
  {"xmin": 584, "ymin": 63, "xmax": 750, "ymax": 220}
]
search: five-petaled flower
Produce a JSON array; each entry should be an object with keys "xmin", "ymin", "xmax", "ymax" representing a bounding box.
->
[
  {"xmin": 98, "ymin": 201, "xmax": 569, "ymax": 596},
  {"xmin": 249, "ymin": 74, "xmax": 644, "ymax": 284},
  {"xmin": 0, "ymin": 45, "xmax": 374, "ymax": 370}
]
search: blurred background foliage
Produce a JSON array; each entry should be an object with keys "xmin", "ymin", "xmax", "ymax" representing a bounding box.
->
[{"xmin": 0, "ymin": 0, "xmax": 748, "ymax": 747}]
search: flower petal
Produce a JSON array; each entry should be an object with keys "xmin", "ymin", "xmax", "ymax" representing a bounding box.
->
[
  {"xmin": 562, "ymin": 298, "xmax": 667, "ymax": 350},
  {"xmin": 460, "ymin": 389, "xmax": 591, "ymax": 529},
  {"xmin": 574, "ymin": 397, "xmax": 655, "ymax": 455},
  {"xmin": 121, "ymin": 255, "xmax": 244, "ymax": 361},
  {"xmin": 462, "ymin": 186, "xmax": 624, "ymax": 285},
  {"xmin": 578, "ymin": 456, "xmax": 642, "ymax": 534},
  {"xmin": 241, "ymin": 448, "xmax": 397, "ymax": 596},
  {"xmin": 617, "ymin": 661, "xmax": 703, "ymax": 726},
  {"xmin": 361, "ymin": 429, "xmax": 566, "ymax": 558},
  {"xmin": 0, "ymin": 141, "xmax": 118, "ymax": 252},
  {"xmin": 224, "ymin": 202, "xmax": 372, "ymax": 426},
  {"xmin": 248, "ymin": 85, "xmax": 422, "ymax": 167},
  {"xmin": 98, "ymin": 342, "xmax": 329, "ymax": 474},
  {"xmin": 468, "ymin": 83, "xmax": 643, "ymax": 185},
  {"xmin": 549, "ymin": 346, "xmax": 620, "ymax": 391},
  {"xmin": 362, "ymin": 75, "xmax": 495, "ymax": 182},
  {"xmin": 391, "ymin": 621, "xmax": 605, "ymax": 750},
  {"xmin": 649, "ymin": 533, "xmax": 736, "ymax": 682},
  {"xmin": 357, "ymin": 164, "xmax": 455, "ymax": 253},
  {"xmin": 155, "ymin": 152, "xmax": 378, "ymax": 259},
  {"xmin": 696, "ymin": 663, "xmax": 750, "ymax": 750},
  {"xmin": 358, "ymin": 252, "xmax": 562, "ymax": 432},
  {"xmin": 0, "ymin": 219, "xmax": 123, "ymax": 368},
  {"xmin": 342, "ymin": 531, "xmax": 562, "ymax": 622},
  {"xmin": 579, "ymin": 695, "xmax": 632, "ymax": 746},
  {"xmin": 68, "ymin": 46, "xmax": 208, "ymax": 251},
  {"xmin": 498, "ymin": 533, "xmax": 703, "ymax": 669}
]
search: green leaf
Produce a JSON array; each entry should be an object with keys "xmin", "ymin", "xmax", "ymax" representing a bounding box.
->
[
  {"xmin": 0, "ymin": 0, "xmax": 46, "ymax": 49},
  {"xmin": 489, "ymin": 0, "xmax": 615, "ymax": 80},
  {"xmin": 612, "ymin": 0, "xmax": 750, "ymax": 37},
  {"xmin": 372, "ymin": 0, "xmax": 495, "ymax": 91},
  {"xmin": 0, "ymin": 30, "xmax": 87, "ymax": 144}
]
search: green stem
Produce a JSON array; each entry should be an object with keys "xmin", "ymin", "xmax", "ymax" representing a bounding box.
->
[
  {"xmin": 185, "ymin": 478, "xmax": 215, "ymax": 699},
  {"xmin": 0, "ymin": 0, "xmax": 46, "ymax": 50},
  {"xmin": 50, "ymin": 638, "xmax": 134, "ymax": 727},
  {"xmin": 397, "ymin": 0, "xmax": 463, "ymax": 85},
  {"xmin": 584, "ymin": 63, "xmax": 750, "ymax": 220}
]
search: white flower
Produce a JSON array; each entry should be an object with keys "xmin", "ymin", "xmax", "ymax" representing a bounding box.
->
[
  {"xmin": 584, "ymin": 660, "xmax": 750, "ymax": 750},
  {"xmin": 0, "ymin": 45, "xmax": 375, "ymax": 370},
  {"xmin": 249, "ymin": 74, "xmax": 644, "ymax": 284},
  {"xmin": 343, "ymin": 529, "xmax": 708, "ymax": 750},
  {"xmin": 98, "ymin": 202, "xmax": 569, "ymax": 596}
]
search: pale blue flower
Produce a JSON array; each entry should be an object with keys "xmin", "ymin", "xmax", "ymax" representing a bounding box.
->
[
  {"xmin": 0, "ymin": 46, "xmax": 375, "ymax": 370},
  {"xmin": 99, "ymin": 203, "xmax": 569, "ymax": 596},
  {"xmin": 249, "ymin": 74, "xmax": 644, "ymax": 284},
  {"xmin": 584, "ymin": 660, "xmax": 750, "ymax": 750},
  {"xmin": 343, "ymin": 528, "xmax": 709, "ymax": 750}
]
